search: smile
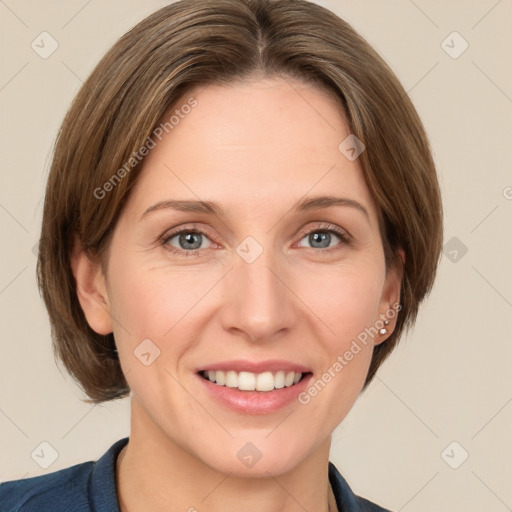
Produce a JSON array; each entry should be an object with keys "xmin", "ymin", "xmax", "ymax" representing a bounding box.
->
[{"xmin": 199, "ymin": 370, "xmax": 309, "ymax": 392}]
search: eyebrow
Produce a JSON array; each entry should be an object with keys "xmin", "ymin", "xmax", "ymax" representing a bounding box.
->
[{"xmin": 139, "ymin": 195, "xmax": 369, "ymax": 221}]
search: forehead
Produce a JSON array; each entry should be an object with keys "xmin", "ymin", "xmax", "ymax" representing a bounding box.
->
[{"xmin": 124, "ymin": 77, "xmax": 377, "ymax": 223}]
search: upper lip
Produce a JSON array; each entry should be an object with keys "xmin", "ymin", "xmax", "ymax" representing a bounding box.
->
[{"xmin": 197, "ymin": 359, "xmax": 312, "ymax": 374}]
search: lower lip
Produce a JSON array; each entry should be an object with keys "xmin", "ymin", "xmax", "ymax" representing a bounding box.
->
[{"xmin": 196, "ymin": 373, "xmax": 313, "ymax": 415}]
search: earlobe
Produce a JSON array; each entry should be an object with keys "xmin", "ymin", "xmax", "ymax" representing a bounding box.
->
[
  {"xmin": 69, "ymin": 234, "xmax": 113, "ymax": 335},
  {"xmin": 375, "ymin": 248, "xmax": 405, "ymax": 345}
]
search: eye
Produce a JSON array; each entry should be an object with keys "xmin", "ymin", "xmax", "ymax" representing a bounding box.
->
[
  {"xmin": 160, "ymin": 222, "xmax": 351, "ymax": 257},
  {"xmin": 296, "ymin": 224, "xmax": 350, "ymax": 253},
  {"xmin": 161, "ymin": 225, "xmax": 213, "ymax": 256}
]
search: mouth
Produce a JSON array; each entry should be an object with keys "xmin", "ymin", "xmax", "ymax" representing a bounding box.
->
[
  {"xmin": 197, "ymin": 369, "xmax": 312, "ymax": 393},
  {"xmin": 194, "ymin": 359, "xmax": 314, "ymax": 414}
]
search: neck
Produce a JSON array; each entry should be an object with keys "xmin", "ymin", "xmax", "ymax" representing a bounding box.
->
[{"xmin": 116, "ymin": 397, "xmax": 336, "ymax": 512}]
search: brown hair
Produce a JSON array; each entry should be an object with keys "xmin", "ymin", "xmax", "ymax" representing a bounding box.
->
[{"xmin": 37, "ymin": 0, "xmax": 443, "ymax": 403}]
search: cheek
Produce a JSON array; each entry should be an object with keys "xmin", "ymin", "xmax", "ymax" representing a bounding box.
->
[
  {"xmin": 293, "ymin": 268, "xmax": 382, "ymax": 428},
  {"xmin": 106, "ymin": 264, "xmax": 201, "ymax": 409},
  {"xmin": 108, "ymin": 258, "xmax": 213, "ymax": 340},
  {"xmin": 106, "ymin": 258, "xmax": 220, "ymax": 400},
  {"xmin": 296, "ymin": 261, "xmax": 384, "ymax": 345}
]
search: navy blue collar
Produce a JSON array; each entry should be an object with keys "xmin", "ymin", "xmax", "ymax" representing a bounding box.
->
[{"xmin": 87, "ymin": 437, "xmax": 127, "ymax": 511}]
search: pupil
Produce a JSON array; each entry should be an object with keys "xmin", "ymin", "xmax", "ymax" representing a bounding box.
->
[
  {"xmin": 310, "ymin": 232, "xmax": 330, "ymax": 249},
  {"xmin": 180, "ymin": 232, "xmax": 201, "ymax": 250}
]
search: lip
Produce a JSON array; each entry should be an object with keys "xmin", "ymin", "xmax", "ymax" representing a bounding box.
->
[
  {"xmin": 196, "ymin": 359, "xmax": 312, "ymax": 374},
  {"xmin": 195, "ymin": 370, "xmax": 313, "ymax": 415}
]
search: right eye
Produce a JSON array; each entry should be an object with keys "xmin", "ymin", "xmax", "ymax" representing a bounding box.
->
[{"xmin": 161, "ymin": 227, "xmax": 214, "ymax": 256}]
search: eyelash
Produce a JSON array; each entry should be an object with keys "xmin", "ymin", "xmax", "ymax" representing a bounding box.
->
[{"xmin": 159, "ymin": 223, "xmax": 351, "ymax": 257}]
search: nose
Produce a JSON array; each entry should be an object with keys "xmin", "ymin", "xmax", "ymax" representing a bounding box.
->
[{"xmin": 219, "ymin": 248, "xmax": 298, "ymax": 343}]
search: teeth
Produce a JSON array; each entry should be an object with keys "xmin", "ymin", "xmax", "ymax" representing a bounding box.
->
[{"xmin": 202, "ymin": 370, "xmax": 304, "ymax": 392}]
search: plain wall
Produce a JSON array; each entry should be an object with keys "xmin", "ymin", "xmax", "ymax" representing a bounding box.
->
[{"xmin": 1, "ymin": 1, "xmax": 511, "ymax": 511}]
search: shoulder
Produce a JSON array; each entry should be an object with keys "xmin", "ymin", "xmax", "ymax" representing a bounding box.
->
[
  {"xmin": 0, "ymin": 462, "xmax": 94, "ymax": 512},
  {"xmin": 328, "ymin": 461, "xmax": 394, "ymax": 512},
  {"xmin": 0, "ymin": 438, "xmax": 128, "ymax": 512}
]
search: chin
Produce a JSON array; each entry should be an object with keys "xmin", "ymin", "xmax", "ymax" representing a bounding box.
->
[{"xmin": 195, "ymin": 435, "xmax": 311, "ymax": 478}]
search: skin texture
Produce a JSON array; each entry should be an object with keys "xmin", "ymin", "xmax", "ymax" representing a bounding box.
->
[{"xmin": 71, "ymin": 77, "xmax": 402, "ymax": 512}]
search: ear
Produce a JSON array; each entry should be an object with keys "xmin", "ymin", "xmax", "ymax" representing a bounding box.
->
[
  {"xmin": 374, "ymin": 248, "xmax": 405, "ymax": 346},
  {"xmin": 69, "ymin": 234, "xmax": 113, "ymax": 335}
]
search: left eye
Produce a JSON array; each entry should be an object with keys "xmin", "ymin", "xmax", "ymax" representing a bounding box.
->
[{"xmin": 297, "ymin": 229, "xmax": 344, "ymax": 250}]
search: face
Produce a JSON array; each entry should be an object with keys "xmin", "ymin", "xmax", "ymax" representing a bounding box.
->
[{"xmin": 76, "ymin": 77, "xmax": 401, "ymax": 477}]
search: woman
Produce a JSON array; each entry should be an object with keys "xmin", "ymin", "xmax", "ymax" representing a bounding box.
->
[{"xmin": 0, "ymin": 0, "xmax": 442, "ymax": 510}]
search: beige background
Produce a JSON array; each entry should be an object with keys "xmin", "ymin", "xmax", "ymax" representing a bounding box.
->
[{"xmin": 1, "ymin": 1, "xmax": 511, "ymax": 511}]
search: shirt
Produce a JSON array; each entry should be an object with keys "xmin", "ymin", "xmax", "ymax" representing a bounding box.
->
[{"xmin": 0, "ymin": 437, "xmax": 392, "ymax": 511}]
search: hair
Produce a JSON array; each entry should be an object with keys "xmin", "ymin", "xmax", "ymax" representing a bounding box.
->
[{"xmin": 37, "ymin": 0, "xmax": 443, "ymax": 403}]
